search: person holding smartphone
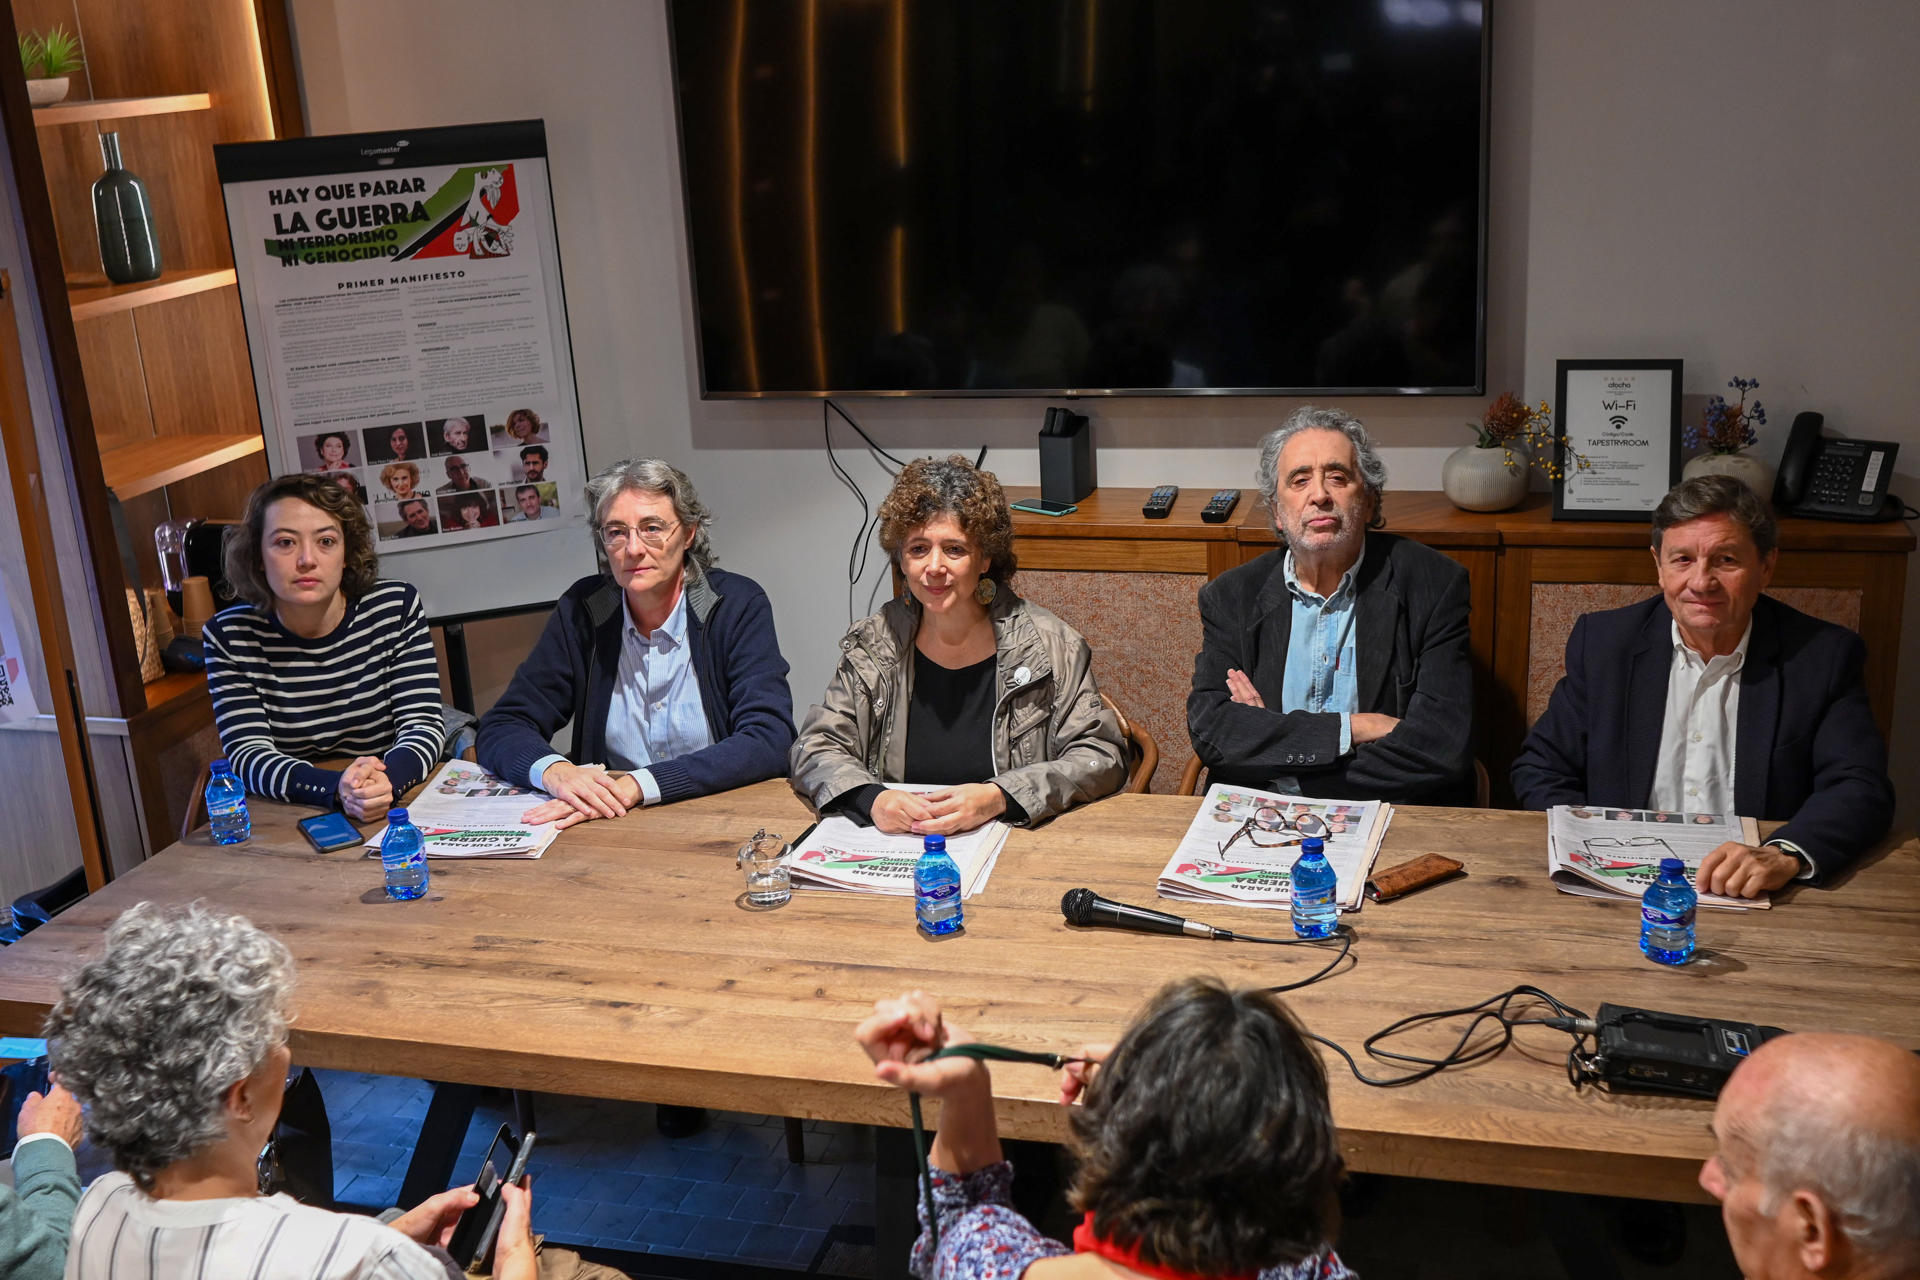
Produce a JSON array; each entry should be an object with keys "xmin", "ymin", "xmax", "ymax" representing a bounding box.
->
[
  {"xmin": 205, "ymin": 474, "xmax": 446, "ymax": 820},
  {"xmin": 45, "ymin": 904, "xmax": 546, "ymax": 1280},
  {"xmin": 790, "ymin": 455, "xmax": 1125, "ymax": 834}
]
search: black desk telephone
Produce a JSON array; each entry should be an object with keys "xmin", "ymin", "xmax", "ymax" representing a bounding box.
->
[{"xmin": 1772, "ymin": 412, "xmax": 1905, "ymax": 522}]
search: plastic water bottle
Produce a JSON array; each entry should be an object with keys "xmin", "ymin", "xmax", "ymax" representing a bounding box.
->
[
  {"xmin": 381, "ymin": 808, "xmax": 429, "ymax": 902},
  {"xmin": 1290, "ymin": 836, "xmax": 1338, "ymax": 939},
  {"xmin": 1639, "ymin": 857, "xmax": 1696, "ymax": 965},
  {"xmin": 206, "ymin": 760, "xmax": 250, "ymax": 845},
  {"xmin": 913, "ymin": 834, "xmax": 963, "ymax": 936}
]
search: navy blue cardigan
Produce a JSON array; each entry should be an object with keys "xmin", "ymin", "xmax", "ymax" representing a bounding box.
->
[{"xmin": 476, "ymin": 568, "xmax": 796, "ymax": 804}]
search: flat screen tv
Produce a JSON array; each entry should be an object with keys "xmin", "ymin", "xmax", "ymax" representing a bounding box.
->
[{"xmin": 668, "ymin": 1, "xmax": 1489, "ymax": 398}]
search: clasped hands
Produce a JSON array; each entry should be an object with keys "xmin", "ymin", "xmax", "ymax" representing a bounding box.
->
[
  {"xmin": 870, "ymin": 784, "xmax": 1006, "ymax": 837},
  {"xmin": 1225, "ymin": 670, "xmax": 1400, "ymax": 744},
  {"xmin": 337, "ymin": 757, "xmax": 393, "ymax": 821},
  {"xmin": 524, "ymin": 761, "xmax": 643, "ymax": 830},
  {"xmin": 854, "ymin": 990, "xmax": 1111, "ymax": 1107}
]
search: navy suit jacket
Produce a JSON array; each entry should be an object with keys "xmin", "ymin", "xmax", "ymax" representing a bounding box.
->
[
  {"xmin": 1510, "ymin": 594, "xmax": 1893, "ymax": 880},
  {"xmin": 1188, "ymin": 533, "xmax": 1474, "ymax": 804}
]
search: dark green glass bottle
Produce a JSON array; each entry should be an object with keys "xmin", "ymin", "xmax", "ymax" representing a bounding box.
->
[{"xmin": 92, "ymin": 131, "xmax": 162, "ymax": 284}]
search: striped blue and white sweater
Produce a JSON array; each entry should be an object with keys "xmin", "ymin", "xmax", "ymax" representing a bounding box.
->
[{"xmin": 203, "ymin": 580, "xmax": 446, "ymax": 808}]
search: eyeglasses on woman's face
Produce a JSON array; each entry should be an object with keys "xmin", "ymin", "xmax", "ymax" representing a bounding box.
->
[{"xmin": 596, "ymin": 519, "xmax": 680, "ymax": 551}]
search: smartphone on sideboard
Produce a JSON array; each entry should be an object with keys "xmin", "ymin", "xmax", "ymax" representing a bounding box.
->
[
  {"xmin": 296, "ymin": 812, "xmax": 362, "ymax": 853},
  {"xmin": 1010, "ymin": 498, "xmax": 1077, "ymax": 517}
]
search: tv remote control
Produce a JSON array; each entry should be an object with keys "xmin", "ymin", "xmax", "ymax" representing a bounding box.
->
[
  {"xmin": 1142, "ymin": 485, "xmax": 1178, "ymax": 518},
  {"xmin": 1199, "ymin": 489, "xmax": 1240, "ymax": 523}
]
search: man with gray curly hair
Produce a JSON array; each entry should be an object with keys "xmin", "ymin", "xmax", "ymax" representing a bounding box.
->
[
  {"xmin": 1700, "ymin": 1031, "xmax": 1920, "ymax": 1279},
  {"xmin": 1188, "ymin": 406, "xmax": 1474, "ymax": 803},
  {"xmin": 45, "ymin": 903, "xmax": 541, "ymax": 1280}
]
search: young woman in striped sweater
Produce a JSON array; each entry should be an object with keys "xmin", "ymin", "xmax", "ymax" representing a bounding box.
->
[{"xmin": 204, "ymin": 473, "xmax": 446, "ymax": 819}]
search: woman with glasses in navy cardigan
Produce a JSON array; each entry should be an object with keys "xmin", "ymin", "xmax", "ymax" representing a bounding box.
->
[{"xmin": 476, "ymin": 458, "xmax": 797, "ymax": 831}]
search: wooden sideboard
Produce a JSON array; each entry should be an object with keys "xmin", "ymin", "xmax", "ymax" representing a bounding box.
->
[{"xmin": 1007, "ymin": 487, "xmax": 1913, "ymax": 802}]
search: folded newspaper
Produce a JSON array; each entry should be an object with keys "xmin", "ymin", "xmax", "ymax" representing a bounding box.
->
[
  {"xmin": 1546, "ymin": 805, "xmax": 1767, "ymax": 910},
  {"xmin": 1157, "ymin": 784, "xmax": 1392, "ymax": 912},
  {"xmin": 788, "ymin": 788, "xmax": 1008, "ymax": 899},
  {"xmin": 363, "ymin": 759, "xmax": 558, "ymax": 859}
]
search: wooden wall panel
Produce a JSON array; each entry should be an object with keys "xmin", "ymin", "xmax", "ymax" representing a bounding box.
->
[
  {"xmin": 136, "ymin": 285, "xmax": 259, "ymax": 438},
  {"xmin": 70, "ymin": 310, "xmax": 151, "ymax": 446}
]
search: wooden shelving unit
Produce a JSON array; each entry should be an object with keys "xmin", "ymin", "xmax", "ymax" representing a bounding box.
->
[
  {"xmin": 99, "ymin": 431, "xmax": 264, "ymax": 498},
  {"xmin": 1, "ymin": 0, "xmax": 300, "ymax": 867},
  {"xmin": 67, "ymin": 266, "xmax": 238, "ymax": 320},
  {"xmin": 31, "ymin": 93, "xmax": 210, "ymax": 127}
]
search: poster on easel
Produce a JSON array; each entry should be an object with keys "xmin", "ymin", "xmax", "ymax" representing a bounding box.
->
[
  {"xmin": 215, "ymin": 120, "xmax": 586, "ymax": 554},
  {"xmin": 0, "ymin": 569, "xmax": 43, "ymax": 725}
]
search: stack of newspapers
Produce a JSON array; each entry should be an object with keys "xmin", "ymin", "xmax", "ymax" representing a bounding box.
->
[
  {"xmin": 1546, "ymin": 805, "xmax": 1766, "ymax": 910},
  {"xmin": 1157, "ymin": 784, "xmax": 1392, "ymax": 912},
  {"xmin": 362, "ymin": 759, "xmax": 558, "ymax": 860},
  {"xmin": 787, "ymin": 805, "xmax": 1008, "ymax": 898}
]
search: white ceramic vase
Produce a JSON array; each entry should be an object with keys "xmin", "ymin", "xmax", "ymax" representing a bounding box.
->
[
  {"xmin": 1681, "ymin": 450, "xmax": 1773, "ymax": 498},
  {"xmin": 1442, "ymin": 442, "xmax": 1529, "ymax": 512},
  {"xmin": 25, "ymin": 77, "xmax": 70, "ymax": 106}
]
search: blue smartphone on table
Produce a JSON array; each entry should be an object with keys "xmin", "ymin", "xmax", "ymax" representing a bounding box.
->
[{"xmin": 297, "ymin": 812, "xmax": 362, "ymax": 852}]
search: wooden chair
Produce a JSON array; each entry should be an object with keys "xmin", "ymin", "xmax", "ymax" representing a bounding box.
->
[
  {"xmin": 1177, "ymin": 753, "xmax": 1207, "ymax": 797},
  {"xmin": 1103, "ymin": 695, "xmax": 1159, "ymax": 794}
]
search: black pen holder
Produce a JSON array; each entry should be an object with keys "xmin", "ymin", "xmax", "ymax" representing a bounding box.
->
[{"xmin": 1039, "ymin": 410, "xmax": 1096, "ymax": 504}]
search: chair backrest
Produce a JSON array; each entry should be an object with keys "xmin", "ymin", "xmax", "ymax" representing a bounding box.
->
[
  {"xmin": 1177, "ymin": 754, "xmax": 1207, "ymax": 797},
  {"xmin": 1473, "ymin": 758, "xmax": 1491, "ymax": 808},
  {"xmin": 180, "ymin": 760, "xmax": 214, "ymax": 845},
  {"xmin": 1102, "ymin": 695, "xmax": 1160, "ymax": 794}
]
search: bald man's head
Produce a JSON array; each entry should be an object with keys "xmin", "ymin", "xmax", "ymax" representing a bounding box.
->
[{"xmin": 1703, "ymin": 1033, "xmax": 1920, "ymax": 1278}]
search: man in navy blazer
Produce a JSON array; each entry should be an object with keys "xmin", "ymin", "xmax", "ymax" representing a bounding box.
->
[
  {"xmin": 1188, "ymin": 407, "xmax": 1474, "ymax": 805},
  {"xmin": 1512, "ymin": 476, "xmax": 1893, "ymax": 895}
]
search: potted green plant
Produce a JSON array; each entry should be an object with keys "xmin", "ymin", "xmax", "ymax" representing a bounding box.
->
[{"xmin": 20, "ymin": 25, "xmax": 84, "ymax": 107}]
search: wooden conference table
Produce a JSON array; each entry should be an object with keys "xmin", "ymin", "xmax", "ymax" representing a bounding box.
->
[{"xmin": 0, "ymin": 782, "xmax": 1915, "ymax": 1218}]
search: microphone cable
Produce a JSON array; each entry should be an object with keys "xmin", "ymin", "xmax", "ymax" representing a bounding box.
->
[
  {"xmin": 1301, "ymin": 984, "xmax": 1591, "ymax": 1087},
  {"xmin": 1237, "ymin": 923, "xmax": 1357, "ymax": 992},
  {"xmin": 903, "ymin": 1042, "xmax": 1094, "ymax": 1257}
]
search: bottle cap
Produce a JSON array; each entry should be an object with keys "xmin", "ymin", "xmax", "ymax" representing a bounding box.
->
[
  {"xmin": 1659, "ymin": 857, "xmax": 1685, "ymax": 875},
  {"xmin": 389, "ymin": 808, "xmax": 409, "ymax": 823},
  {"xmin": 923, "ymin": 834, "xmax": 946, "ymax": 852},
  {"xmin": 1301, "ymin": 835, "xmax": 1324, "ymax": 855},
  {"xmin": 211, "ymin": 758, "xmax": 230, "ymax": 772}
]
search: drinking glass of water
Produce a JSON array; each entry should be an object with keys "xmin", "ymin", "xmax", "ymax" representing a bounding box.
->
[{"xmin": 737, "ymin": 829, "xmax": 791, "ymax": 908}]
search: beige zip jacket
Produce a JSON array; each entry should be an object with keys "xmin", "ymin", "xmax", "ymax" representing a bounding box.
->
[{"xmin": 788, "ymin": 591, "xmax": 1126, "ymax": 825}]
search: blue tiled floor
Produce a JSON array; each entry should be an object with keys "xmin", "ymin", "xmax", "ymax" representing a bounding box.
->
[{"xmin": 313, "ymin": 1070, "xmax": 873, "ymax": 1273}]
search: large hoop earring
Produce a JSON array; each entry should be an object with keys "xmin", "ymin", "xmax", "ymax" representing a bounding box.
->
[{"xmin": 974, "ymin": 577, "xmax": 997, "ymax": 606}]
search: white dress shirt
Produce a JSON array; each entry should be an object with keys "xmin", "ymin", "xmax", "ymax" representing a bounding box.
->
[{"xmin": 1649, "ymin": 619, "xmax": 1748, "ymax": 815}]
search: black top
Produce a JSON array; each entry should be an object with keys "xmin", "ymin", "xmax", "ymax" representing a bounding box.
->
[
  {"xmin": 837, "ymin": 648, "xmax": 1026, "ymax": 826},
  {"xmin": 905, "ymin": 649, "xmax": 997, "ymax": 784}
]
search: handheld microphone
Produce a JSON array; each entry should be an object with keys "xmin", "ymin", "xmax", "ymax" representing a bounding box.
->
[{"xmin": 1060, "ymin": 888, "xmax": 1231, "ymax": 940}]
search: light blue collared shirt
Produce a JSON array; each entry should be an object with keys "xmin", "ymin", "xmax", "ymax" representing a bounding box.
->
[
  {"xmin": 1280, "ymin": 545, "xmax": 1363, "ymax": 757},
  {"xmin": 528, "ymin": 587, "xmax": 712, "ymax": 805}
]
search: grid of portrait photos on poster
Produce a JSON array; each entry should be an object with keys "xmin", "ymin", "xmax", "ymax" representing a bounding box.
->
[{"xmin": 295, "ymin": 407, "xmax": 567, "ymax": 545}]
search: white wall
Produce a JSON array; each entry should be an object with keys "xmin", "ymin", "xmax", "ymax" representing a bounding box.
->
[{"xmin": 289, "ymin": 0, "xmax": 1920, "ymax": 824}]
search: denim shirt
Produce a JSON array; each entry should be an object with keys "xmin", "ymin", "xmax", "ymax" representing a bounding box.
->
[{"xmin": 1281, "ymin": 545, "xmax": 1363, "ymax": 758}]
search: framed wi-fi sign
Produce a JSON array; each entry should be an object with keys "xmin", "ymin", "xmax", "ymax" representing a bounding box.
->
[{"xmin": 1551, "ymin": 358, "xmax": 1684, "ymax": 521}]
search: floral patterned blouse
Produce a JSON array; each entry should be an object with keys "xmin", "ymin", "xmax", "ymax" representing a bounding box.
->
[{"xmin": 910, "ymin": 1161, "xmax": 1356, "ymax": 1280}]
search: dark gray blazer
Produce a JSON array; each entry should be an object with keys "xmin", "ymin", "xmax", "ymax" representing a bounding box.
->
[
  {"xmin": 1510, "ymin": 594, "xmax": 1893, "ymax": 880},
  {"xmin": 1187, "ymin": 533, "xmax": 1474, "ymax": 804}
]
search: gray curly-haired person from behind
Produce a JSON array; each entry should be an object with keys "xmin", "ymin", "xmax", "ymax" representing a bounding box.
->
[{"xmin": 42, "ymin": 903, "xmax": 554, "ymax": 1280}]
